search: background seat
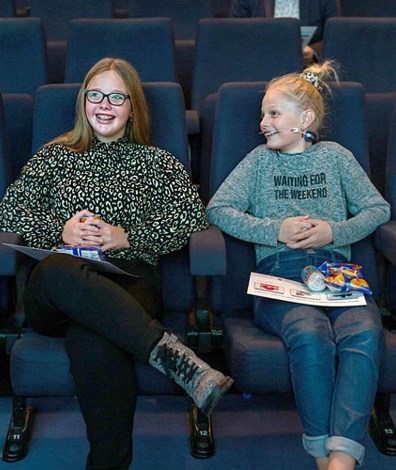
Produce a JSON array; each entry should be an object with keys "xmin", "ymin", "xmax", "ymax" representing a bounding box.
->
[
  {"xmin": 323, "ymin": 18, "xmax": 396, "ymax": 94},
  {"xmin": 191, "ymin": 18, "xmax": 303, "ymax": 113},
  {"xmin": 0, "ymin": 0, "xmax": 16, "ymax": 16},
  {"xmin": 126, "ymin": 0, "xmax": 213, "ymax": 40},
  {"xmin": 0, "ymin": 18, "xmax": 47, "ymax": 95},
  {"xmin": 64, "ymin": 18, "xmax": 177, "ymax": 84},
  {"xmin": 29, "ymin": 0, "xmax": 114, "ymax": 84},
  {"xmin": 0, "ymin": 81, "xmax": 198, "ymax": 462},
  {"xmin": 365, "ymin": 93, "xmax": 396, "ymax": 196},
  {"xmin": 188, "ymin": 17, "xmax": 303, "ymax": 184},
  {"xmin": 0, "ymin": 95, "xmax": 11, "ymax": 201},
  {"xmin": 375, "ymin": 109, "xmax": 396, "ymax": 316},
  {"xmin": 2, "ymin": 94, "xmax": 34, "ymax": 183},
  {"xmin": 0, "ymin": 92, "xmax": 19, "ymax": 337},
  {"xmin": 29, "ymin": 0, "xmax": 114, "ymax": 41},
  {"xmin": 125, "ymin": 0, "xmax": 214, "ymax": 109},
  {"xmin": 205, "ymin": 81, "xmax": 396, "ymax": 455},
  {"xmin": 339, "ymin": 0, "xmax": 396, "ymax": 17}
]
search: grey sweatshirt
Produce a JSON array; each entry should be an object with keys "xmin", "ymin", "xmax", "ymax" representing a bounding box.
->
[{"xmin": 206, "ymin": 141, "xmax": 391, "ymax": 264}]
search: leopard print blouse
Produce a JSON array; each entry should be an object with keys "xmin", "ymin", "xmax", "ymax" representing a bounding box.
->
[{"xmin": 0, "ymin": 138, "xmax": 208, "ymax": 265}]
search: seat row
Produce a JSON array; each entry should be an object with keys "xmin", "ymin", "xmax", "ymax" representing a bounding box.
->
[
  {"xmin": 1, "ymin": 0, "xmax": 226, "ymax": 39},
  {"xmin": 1, "ymin": 79, "xmax": 396, "ymax": 463},
  {"xmin": 2, "ymin": 15, "xmax": 396, "ymax": 96},
  {"xmin": 1, "ymin": 16, "xmax": 396, "ymax": 183}
]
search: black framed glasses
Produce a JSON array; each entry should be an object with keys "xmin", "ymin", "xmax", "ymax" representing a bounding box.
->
[{"xmin": 84, "ymin": 90, "xmax": 130, "ymax": 106}]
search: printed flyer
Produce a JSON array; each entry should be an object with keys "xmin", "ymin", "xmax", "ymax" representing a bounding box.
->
[{"xmin": 248, "ymin": 272, "xmax": 367, "ymax": 307}]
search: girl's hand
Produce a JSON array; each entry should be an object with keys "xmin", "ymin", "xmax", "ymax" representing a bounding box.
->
[
  {"xmin": 94, "ymin": 219, "xmax": 130, "ymax": 252},
  {"xmin": 279, "ymin": 215, "xmax": 313, "ymax": 244},
  {"xmin": 62, "ymin": 209, "xmax": 102, "ymax": 246},
  {"xmin": 287, "ymin": 218, "xmax": 333, "ymax": 249},
  {"xmin": 303, "ymin": 45, "xmax": 315, "ymax": 63}
]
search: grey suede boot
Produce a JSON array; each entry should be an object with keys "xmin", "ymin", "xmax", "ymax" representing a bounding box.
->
[{"xmin": 149, "ymin": 332, "xmax": 233, "ymax": 416}]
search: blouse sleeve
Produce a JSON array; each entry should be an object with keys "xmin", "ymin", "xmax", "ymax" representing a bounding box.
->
[
  {"xmin": 330, "ymin": 151, "xmax": 390, "ymax": 247},
  {"xmin": 125, "ymin": 150, "xmax": 208, "ymax": 258},
  {"xmin": 0, "ymin": 147, "xmax": 65, "ymax": 248}
]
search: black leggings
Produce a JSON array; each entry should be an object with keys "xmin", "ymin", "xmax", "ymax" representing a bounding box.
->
[{"xmin": 24, "ymin": 254, "xmax": 165, "ymax": 469}]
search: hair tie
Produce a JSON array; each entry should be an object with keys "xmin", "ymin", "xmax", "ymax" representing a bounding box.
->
[{"xmin": 302, "ymin": 71, "xmax": 323, "ymax": 93}]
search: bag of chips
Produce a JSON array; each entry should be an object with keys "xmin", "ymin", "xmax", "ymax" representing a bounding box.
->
[{"xmin": 317, "ymin": 261, "xmax": 372, "ymax": 295}]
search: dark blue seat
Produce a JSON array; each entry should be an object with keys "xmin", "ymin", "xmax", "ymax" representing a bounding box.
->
[
  {"xmin": 125, "ymin": 0, "xmax": 214, "ymax": 108},
  {"xmin": 0, "ymin": 0, "xmax": 15, "ymax": 16},
  {"xmin": 29, "ymin": 0, "xmax": 114, "ymax": 84},
  {"xmin": 365, "ymin": 93, "xmax": 396, "ymax": 196},
  {"xmin": 188, "ymin": 17, "xmax": 303, "ymax": 183},
  {"xmin": 127, "ymin": 0, "xmax": 213, "ymax": 40},
  {"xmin": 0, "ymin": 94, "xmax": 10, "ymax": 201},
  {"xmin": 0, "ymin": 82, "xmax": 207, "ymax": 462},
  {"xmin": 375, "ymin": 109, "xmax": 396, "ymax": 316},
  {"xmin": 323, "ymin": 18, "xmax": 396, "ymax": 94},
  {"xmin": 29, "ymin": 0, "xmax": 114, "ymax": 41},
  {"xmin": 2, "ymin": 94, "xmax": 35, "ymax": 182},
  {"xmin": 206, "ymin": 81, "xmax": 396, "ymax": 455},
  {"xmin": 191, "ymin": 18, "xmax": 303, "ymax": 113},
  {"xmin": 64, "ymin": 18, "xmax": 177, "ymax": 84},
  {"xmin": 0, "ymin": 18, "xmax": 48, "ymax": 95},
  {"xmin": 0, "ymin": 92, "xmax": 20, "ymax": 332},
  {"xmin": 339, "ymin": 0, "xmax": 396, "ymax": 17}
]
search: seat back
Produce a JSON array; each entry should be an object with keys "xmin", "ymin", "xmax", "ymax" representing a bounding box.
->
[
  {"xmin": 383, "ymin": 110, "xmax": 396, "ymax": 313},
  {"xmin": 365, "ymin": 92, "xmax": 396, "ymax": 196},
  {"xmin": 29, "ymin": 0, "xmax": 114, "ymax": 41},
  {"xmin": 127, "ymin": 0, "xmax": 214, "ymax": 40},
  {"xmin": 0, "ymin": 18, "xmax": 48, "ymax": 94},
  {"xmin": 0, "ymin": 92, "xmax": 13, "ymax": 317},
  {"xmin": 339, "ymin": 0, "xmax": 396, "ymax": 17},
  {"xmin": 323, "ymin": 18, "xmax": 396, "ymax": 93},
  {"xmin": 207, "ymin": 81, "xmax": 380, "ymax": 315},
  {"xmin": 191, "ymin": 18, "xmax": 303, "ymax": 111},
  {"xmin": 64, "ymin": 18, "xmax": 177, "ymax": 84},
  {"xmin": 0, "ymin": 93, "xmax": 11, "ymax": 200},
  {"xmin": 0, "ymin": 0, "xmax": 15, "ymax": 16},
  {"xmin": 386, "ymin": 110, "xmax": 396, "ymax": 219},
  {"xmin": 2, "ymin": 94, "xmax": 35, "ymax": 182}
]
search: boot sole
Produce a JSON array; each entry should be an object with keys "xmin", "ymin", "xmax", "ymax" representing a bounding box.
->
[{"xmin": 200, "ymin": 376, "xmax": 234, "ymax": 416}]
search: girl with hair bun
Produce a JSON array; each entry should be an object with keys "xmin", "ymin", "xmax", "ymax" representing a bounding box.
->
[{"xmin": 207, "ymin": 61, "xmax": 390, "ymax": 469}]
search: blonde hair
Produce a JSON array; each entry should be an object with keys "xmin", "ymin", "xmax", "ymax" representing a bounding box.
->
[
  {"xmin": 45, "ymin": 57, "xmax": 151, "ymax": 152},
  {"xmin": 265, "ymin": 60, "xmax": 339, "ymax": 132}
]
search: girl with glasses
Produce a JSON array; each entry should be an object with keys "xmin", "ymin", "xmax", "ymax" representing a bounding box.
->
[{"xmin": 0, "ymin": 57, "xmax": 233, "ymax": 469}]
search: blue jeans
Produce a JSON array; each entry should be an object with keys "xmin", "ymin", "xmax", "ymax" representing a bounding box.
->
[{"xmin": 253, "ymin": 249, "xmax": 384, "ymax": 465}]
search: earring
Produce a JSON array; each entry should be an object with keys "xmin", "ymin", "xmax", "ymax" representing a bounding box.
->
[{"xmin": 303, "ymin": 130, "xmax": 318, "ymax": 143}]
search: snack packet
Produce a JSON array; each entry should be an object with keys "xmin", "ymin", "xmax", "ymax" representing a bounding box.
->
[
  {"xmin": 55, "ymin": 245, "xmax": 106, "ymax": 261},
  {"xmin": 317, "ymin": 261, "xmax": 372, "ymax": 295}
]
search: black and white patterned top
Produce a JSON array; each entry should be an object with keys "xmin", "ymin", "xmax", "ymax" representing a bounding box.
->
[{"xmin": 0, "ymin": 137, "xmax": 208, "ymax": 265}]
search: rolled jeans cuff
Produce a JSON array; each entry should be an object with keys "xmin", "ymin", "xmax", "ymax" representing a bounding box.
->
[
  {"xmin": 326, "ymin": 436, "xmax": 365, "ymax": 466},
  {"xmin": 302, "ymin": 433, "xmax": 329, "ymax": 458}
]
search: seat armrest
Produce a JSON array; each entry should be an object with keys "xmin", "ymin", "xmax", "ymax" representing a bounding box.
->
[
  {"xmin": 0, "ymin": 232, "xmax": 24, "ymax": 276},
  {"xmin": 189, "ymin": 225, "xmax": 226, "ymax": 276},
  {"xmin": 186, "ymin": 109, "xmax": 199, "ymax": 136},
  {"xmin": 188, "ymin": 226, "xmax": 226, "ymax": 352},
  {"xmin": 375, "ymin": 221, "xmax": 396, "ymax": 266}
]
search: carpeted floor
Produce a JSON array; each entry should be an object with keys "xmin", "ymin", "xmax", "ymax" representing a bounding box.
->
[{"xmin": 0, "ymin": 393, "xmax": 395, "ymax": 470}]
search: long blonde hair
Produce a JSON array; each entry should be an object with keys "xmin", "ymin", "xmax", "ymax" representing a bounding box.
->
[
  {"xmin": 266, "ymin": 61, "xmax": 339, "ymax": 132},
  {"xmin": 45, "ymin": 57, "xmax": 151, "ymax": 151}
]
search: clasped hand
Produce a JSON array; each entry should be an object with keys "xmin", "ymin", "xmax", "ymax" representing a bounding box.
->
[
  {"xmin": 62, "ymin": 209, "xmax": 130, "ymax": 252},
  {"xmin": 278, "ymin": 215, "xmax": 333, "ymax": 249}
]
